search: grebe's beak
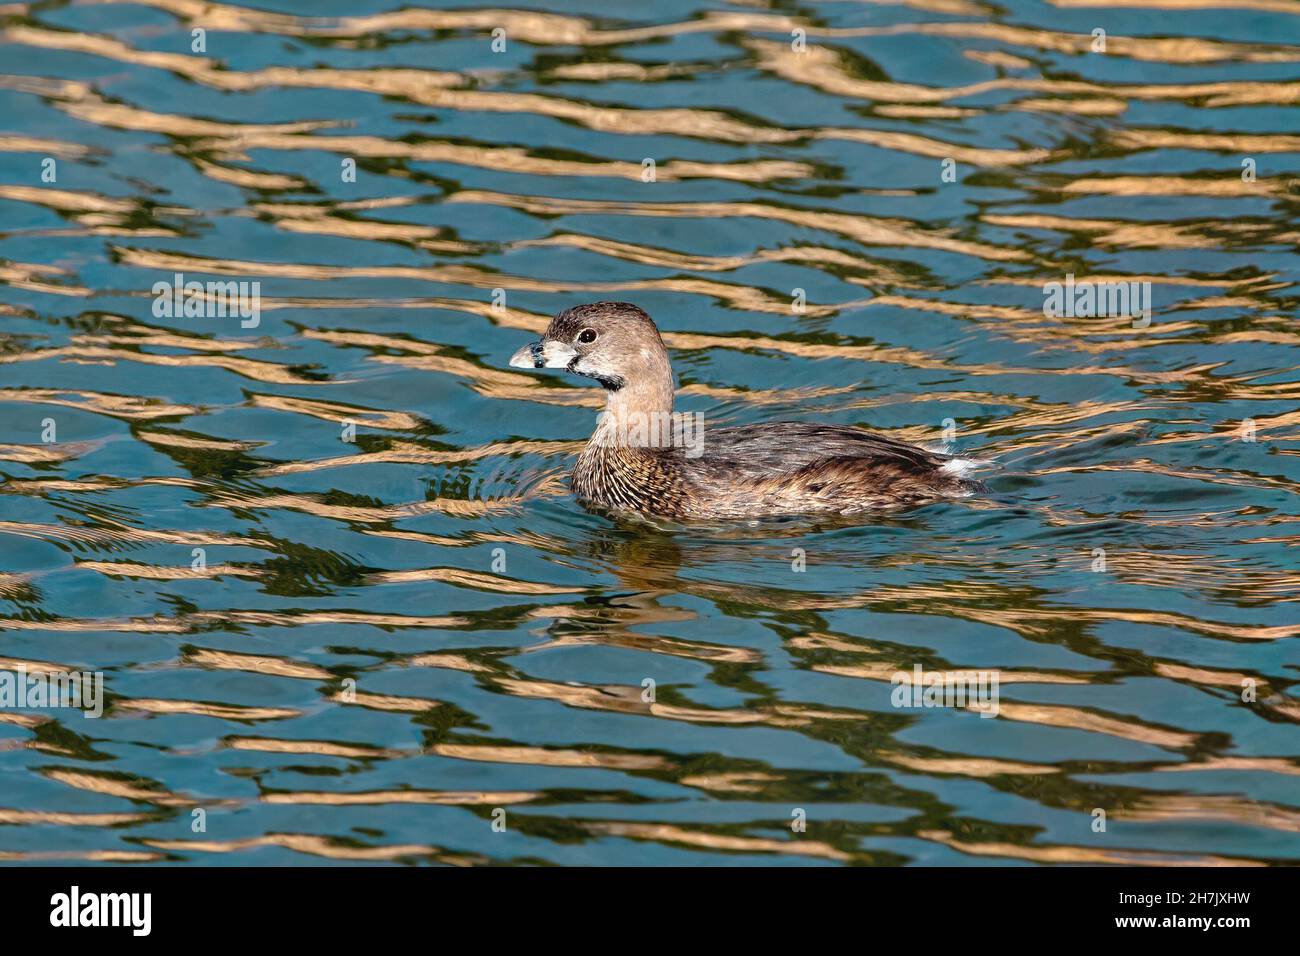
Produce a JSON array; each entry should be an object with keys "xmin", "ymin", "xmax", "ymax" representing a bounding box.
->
[{"xmin": 509, "ymin": 339, "xmax": 577, "ymax": 370}]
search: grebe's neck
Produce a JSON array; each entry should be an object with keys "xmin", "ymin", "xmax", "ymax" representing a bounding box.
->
[{"xmin": 589, "ymin": 349, "xmax": 675, "ymax": 449}]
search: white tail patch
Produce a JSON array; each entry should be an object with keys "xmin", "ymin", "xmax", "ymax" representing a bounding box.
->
[{"xmin": 941, "ymin": 457, "xmax": 988, "ymax": 478}]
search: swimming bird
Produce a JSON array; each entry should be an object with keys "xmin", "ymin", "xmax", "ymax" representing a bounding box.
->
[{"xmin": 509, "ymin": 301, "xmax": 983, "ymax": 521}]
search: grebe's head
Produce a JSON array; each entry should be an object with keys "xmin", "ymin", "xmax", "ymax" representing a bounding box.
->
[{"xmin": 509, "ymin": 301, "xmax": 669, "ymax": 393}]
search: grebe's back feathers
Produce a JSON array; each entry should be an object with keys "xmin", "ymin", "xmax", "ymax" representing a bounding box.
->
[
  {"xmin": 693, "ymin": 421, "xmax": 946, "ymax": 476},
  {"xmin": 672, "ymin": 421, "xmax": 979, "ymax": 516}
]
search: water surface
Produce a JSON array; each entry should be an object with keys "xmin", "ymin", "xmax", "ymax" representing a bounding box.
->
[{"xmin": 0, "ymin": 0, "xmax": 1298, "ymax": 865}]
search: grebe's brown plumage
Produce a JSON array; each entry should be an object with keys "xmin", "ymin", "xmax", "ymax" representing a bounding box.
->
[{"xmin": 510, "ymin": 302, "xmax": 983, "ymax": 521}]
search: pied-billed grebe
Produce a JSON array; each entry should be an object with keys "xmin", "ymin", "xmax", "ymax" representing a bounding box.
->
[{"xmin": 509, "ymin": 302, "xmax": 983, "ymax": 521}]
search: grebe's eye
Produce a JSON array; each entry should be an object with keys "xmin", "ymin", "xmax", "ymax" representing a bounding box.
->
[{"xmin": 577, "ymin": 328, "xmax": 598, "ymax": 344}]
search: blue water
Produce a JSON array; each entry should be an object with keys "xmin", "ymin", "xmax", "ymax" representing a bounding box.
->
[{"xmin": 0, "ymin": 0, "xmax": 1297, "ymax": 865}]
